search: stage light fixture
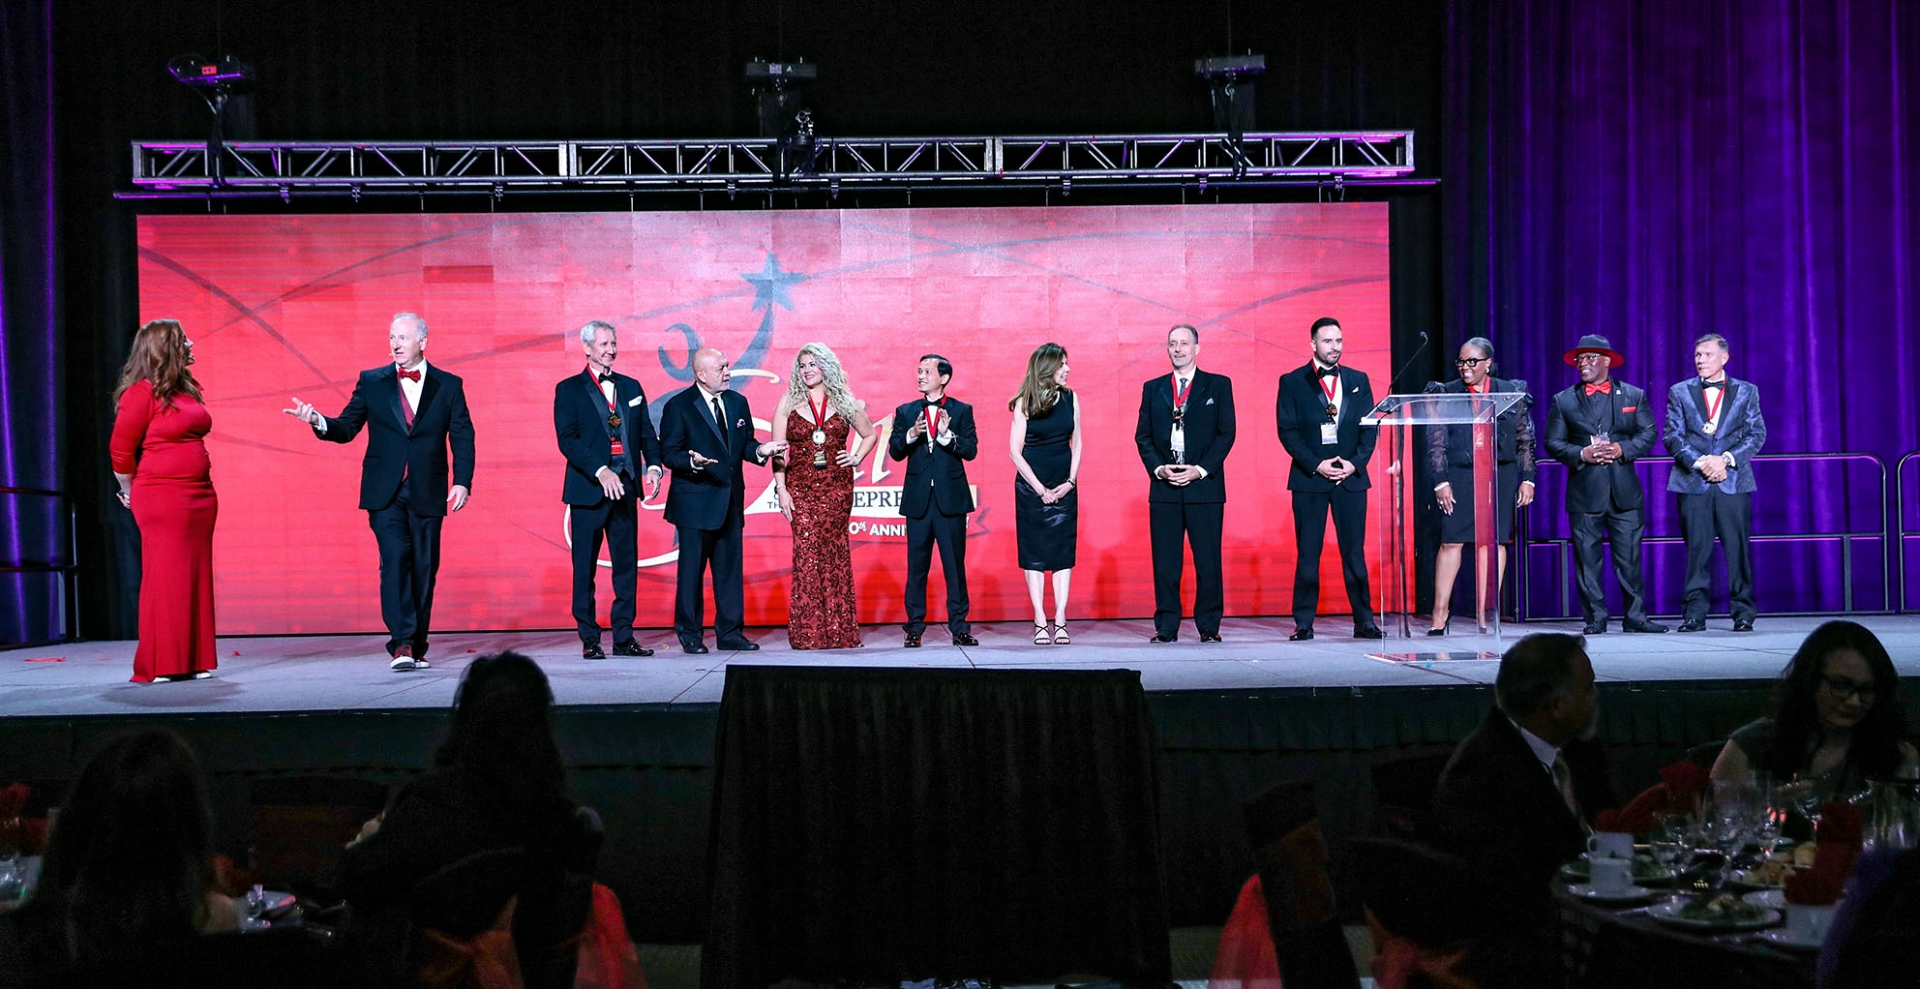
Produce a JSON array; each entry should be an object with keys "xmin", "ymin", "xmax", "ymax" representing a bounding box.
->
[
  {"xmin": 747, "ymin": 58, "xmax": 820, "ymax": 181},
  {"xmin": 1195, "ymin": 53, "xmax": 1265, "ymax": 178},
  {"xmin": 167, "ymin": 54, "xmax": 257, "ymax": 185}
]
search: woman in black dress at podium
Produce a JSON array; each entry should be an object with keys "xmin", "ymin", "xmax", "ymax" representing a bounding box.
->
[
  {"xmin": 1426, "ymin": 337, "xmax": 1535, "ymax": 634},
  {"xmin": 1009, "ymin": 342, "xmax": 1082, "ymax": 644}
]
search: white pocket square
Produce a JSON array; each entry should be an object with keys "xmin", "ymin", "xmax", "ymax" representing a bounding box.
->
[
  {"xmin": 627, "ymin": 395, "xmax": 643, "ymax": 407},
  {"xmin": 1206, "ymin": 397, "xmax": 1215, "ymax": 405}
]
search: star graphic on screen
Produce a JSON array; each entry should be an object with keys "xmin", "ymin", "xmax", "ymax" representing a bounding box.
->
[{"xmin": 741, "ymin": 253, "xmax": 805, "ymax": 312}]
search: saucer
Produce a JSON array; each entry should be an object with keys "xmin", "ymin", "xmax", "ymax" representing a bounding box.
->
[{"xmin": 1566, "ymin": 883, "xmax": 1655, "ymax": 903}]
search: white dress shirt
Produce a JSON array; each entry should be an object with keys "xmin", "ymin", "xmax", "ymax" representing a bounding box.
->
[
  {"xmin": 1695, "ymin": 375, "xmax": 1736, "ymax": 469},
  {"xmin": 313, "ymin": 359, "xmax": 427, "ymax": 436}
]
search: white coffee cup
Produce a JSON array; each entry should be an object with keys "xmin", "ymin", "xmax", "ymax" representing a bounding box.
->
[
  {"xmin": 1787, "ymin": 903, "xmax": 1835, "ymax": 943},
  {"xmin": 1589, "ymin": 856, "xmax": 1632, "ymax": 894},
  {"xmin": 1587, "ymin": 830, "xmax": 1634, "ymax": 860}
]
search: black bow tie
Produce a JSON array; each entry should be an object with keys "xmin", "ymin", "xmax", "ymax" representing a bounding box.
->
[
  {"xmin": 1701, "ymin": 379, "xmax": 1725, "ymax": 390},
  {"xmin": 1317, "ymin": 365, "xmax": 1339, "ymax": 379},
  {"xmin": 596, "ymin": 372, "xmax": 614, "ymax": 384}
]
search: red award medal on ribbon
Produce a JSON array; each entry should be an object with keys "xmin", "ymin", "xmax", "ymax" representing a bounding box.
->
[
  {"xmin": 599, "ymin": 372, "xmax": 625, "ymax": 456},
  {"xmin": 924, "ymin": 396, "xmax": 945, "ymax": 442},
  {"xmin": 1320, "ymin": 366, "xmax": 1339, "ymax": 419},
  {"xmin": 1702, "ymin": 381, "xmax": 1725, "ymax": 435},
  {"xmin": 1171, "ymin": 375, "xmax": 1191, "ymax": 424},
  {"xmin": 809, "ymin": 390, "xmax": 831, "ymax": 467}
]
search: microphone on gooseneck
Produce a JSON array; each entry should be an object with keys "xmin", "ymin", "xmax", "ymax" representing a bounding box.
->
[{"xmin": 1384, "ymin": 331, "xmax": 1432, "ymax": 395}]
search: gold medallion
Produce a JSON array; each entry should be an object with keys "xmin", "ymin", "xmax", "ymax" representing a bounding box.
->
[{"xmin": 607, "ymin": 413, "xmax": 622, "ymax": 429}]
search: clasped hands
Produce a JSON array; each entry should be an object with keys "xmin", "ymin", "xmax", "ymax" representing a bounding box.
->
[
  {"xmin": 1696, "ymin": 454, "xmax": 1731, "ymax": 484},
  {"xmin": 1580, "ymin": 441, "xmax": 1624, "ymax": 465},
  {"xmin": 1156, "ymin": 463, "xmax": 1204, "ymax": 487},
  {"xmin": 1316, "ymin": 457, "xmax": 1356, "ymax": 483},
  {"xmin": 902, "ymin": 412, "xmax": 950, "ymax": 444}
]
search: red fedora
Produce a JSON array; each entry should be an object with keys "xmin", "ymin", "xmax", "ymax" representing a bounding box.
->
[{"xmin": 1562, "ymin": 334, "xmax": 1626, "ymax": 368}]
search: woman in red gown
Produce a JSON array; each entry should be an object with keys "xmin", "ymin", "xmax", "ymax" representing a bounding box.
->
[
  {"xmin": 109, "ymin": 319, "xmax": 218, "ymax": 683},
  {"xmin": 771, "ymin": 343, "xmax": 877, "ymax": 649}
]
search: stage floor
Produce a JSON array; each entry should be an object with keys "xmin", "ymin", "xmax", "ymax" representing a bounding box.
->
[{"xmin": 7, "ymin": 615, "xmax": 1919, "ymax": 719}]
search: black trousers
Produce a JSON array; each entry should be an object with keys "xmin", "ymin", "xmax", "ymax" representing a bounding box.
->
[
  {"xmin": 570, "ymin": 484, "xmax": 639, "ymax": 645},
  {"xmin": 1148, "ymin": 500, "xmax": 1224, "ymax": 638},
  {"xmin": 675, "ymin": 513, "xmax": 747, "ymax": 647},
  {"xmin": 367, "ymin": 484, "xmax": 443, "ymax": 658},
  {"xmin": 1679, "ymin": 490, "xmax": 1755, "ymax": 622},
  {"xmin": 1292, "ymin": 487, "xmax": 1375, "ymax": 630},
  {"xmin": 903, "ymin": 508, "xmax": 970, "ymax": 635},
  {"xmin": 1569, "ymin": 508, "xmax": 1649, "ymax": 624}
]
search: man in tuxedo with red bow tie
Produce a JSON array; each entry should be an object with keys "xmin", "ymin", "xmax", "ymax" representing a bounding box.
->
[
  {"xmin": 555, "ymin": 320, "xmax": 664, "ymax": 659},
  {"xmin": 284, "ymin": 312, "xmax": 475, "ymax": 670},
  {"xmin": 887, "ymin": 354, "xmax": 980, "ymax": 647},
  {"xmin": 1544, "ymin": 335, "xmax": 1667, "ymax": 634}
]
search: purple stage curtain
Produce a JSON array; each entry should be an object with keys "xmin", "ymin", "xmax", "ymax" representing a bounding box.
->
[
  {"xmin": 1445, "ymin": 0, "xmax": 1920, "ymax": 618},
  {"xmin": 0, "ymin": 0, "xmax": 66, "ymax": 645}
]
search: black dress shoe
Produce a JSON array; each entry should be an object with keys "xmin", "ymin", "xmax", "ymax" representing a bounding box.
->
[
  {"xmin": 951, "ymin": 633, "xmax": 980, "ymax": 646},
  {"xmin": 1288, "ymin": 628, "xmax": 1315, "ymax": 641},
  {"xmin": 904, "ymin": 633, "xmax": 922, "ymax": 648},
  {"xmin": 611, "ymin": 641, "xmax": 653, "ymax": 657},
  {"xmin": 719, "ymin": 640, "xmax": 759, "ymax": 651},
  {"xmin": 1200, "ymin": 633, "xmax": 1222, "ymax": 643},
  {"xmin": 1582, "ymin": 621, "xmax": 1608, "ymax": 635},
  {"xmin": 582, "ymin": 642, "xmax": 607, "ymax": 660},
  {"xmin": 1624, "ymin": 619, "xmax": 1670, "ymax": 633},
  {"xmin": 1426, "ymin": 626, "xmax": 1448, "ymax": 637},
  {"xmin": 682, "ymin": 642, "xmax": 709, "ymax": 655},
  {"xmin": 1733, "ymin": 619, "xmax": 1755, "ymax": 632},
  {"xmin": 1147, "ymin": 633, "xmax": 1177, "ymax": 643},
  {"xmin": 1677, "ymin": 619, "xmax": 1707, "ymax": 633},
  {"xmin": 1354, "ymin": 625, "xmax": 1384, "ymax": 640}
]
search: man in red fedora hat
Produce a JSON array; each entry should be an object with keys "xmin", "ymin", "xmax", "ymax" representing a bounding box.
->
[{"xmin": 1544, "ymin": 335, "xmax": 1668, "ymax": 634}]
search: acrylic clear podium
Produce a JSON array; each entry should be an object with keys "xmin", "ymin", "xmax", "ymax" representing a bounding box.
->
[{"xmin": 1363, "ymin": 392, "xmax": 1526, "ymax": 642}]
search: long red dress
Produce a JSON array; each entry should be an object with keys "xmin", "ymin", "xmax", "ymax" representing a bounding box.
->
[
  {"xmin": 109, "ymin": 380, "xmax": 218, "ymax": 682},
  {"xmin": 784, "ymin": 409, "xmax": 861, "ymax": 649}
]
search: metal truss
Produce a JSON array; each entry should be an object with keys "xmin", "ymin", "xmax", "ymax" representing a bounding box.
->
[{"xmin": 127, "ymin": 131, "xmax": 1414, "ymax": 196}]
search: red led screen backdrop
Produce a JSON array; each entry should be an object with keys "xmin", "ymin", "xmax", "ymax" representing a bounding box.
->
[{"xmin": 135, "ymin": 204, "xmax": 1391, "ymax": 634}]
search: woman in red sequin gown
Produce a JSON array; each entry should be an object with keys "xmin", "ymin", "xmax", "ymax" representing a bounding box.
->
[
  {"xmin": 108, "ymin": 320, "xmax": 219, "ymax": 682},
  {"xmin": 771, "ymin": 344, "xmax": 878, "ymax": 649}
]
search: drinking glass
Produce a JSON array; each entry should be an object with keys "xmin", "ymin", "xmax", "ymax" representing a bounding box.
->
[{"xmin": 1648, "ymin": 813, "xmax": 1689, "ymax": 899}]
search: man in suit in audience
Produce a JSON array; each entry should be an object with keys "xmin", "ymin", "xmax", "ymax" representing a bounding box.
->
[
  {"xmin": 555, "ymin": 320, "xmax": 664, "ymax": 659},
  {"xmin": 1133, "ymin": 323, "xmax": 1236, "ymax": 643},
  {"xmin": 1544, "ymin": 334, "xmax": 1668, "ymax": 634},
  {"xmin": 659, "ymin": 347, "xmax": 787, "ymax": 654},
  {"xmin": 1432, "ymin": 633, "xmax": 1617, "ymax": 961},
  {"xmin": 1275, "ymin": 317, "xmax": 1381, "ymax": 640},
  {"xmin": 285, "ymin": 312, "xmax": 475, "ymax": 671},
  {"xmin": 1662, "ymin": 333, "xmax": 1767, "ymax": 633},
  {"xmin": 887, "ymin": 354, "xmax": 980, "ymax": 647}
]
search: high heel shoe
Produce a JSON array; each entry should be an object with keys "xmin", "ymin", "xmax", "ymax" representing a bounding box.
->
[
  {"xmin": 1051, "ymin": 622, "xmax": 1070, "ymax": 645},
  {"xmin": 1427, "ymin": 611, "xmax": 1449, "ymax": 636},
  {"xmin": 1033, "ymin": 623, "xmax": 1052, "ymax": 645}
]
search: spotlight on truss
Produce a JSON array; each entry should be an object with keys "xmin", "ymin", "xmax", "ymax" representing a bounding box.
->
[
  {"xmin": 1195, "ymin": 53, "xmax": 1265, "ymax": 179},
  {"xmin": 746, "ymin": 59, "xmax": 820, "ymax": 181},
  {"xmin": 166, "ymin": 54, "xmax": 258, "ymax": 185}
]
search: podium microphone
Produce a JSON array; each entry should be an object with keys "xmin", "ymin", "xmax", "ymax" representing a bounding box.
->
[{"xmin": 1385, "ymin": 331, "xmax": 1432, "ymax": 395}]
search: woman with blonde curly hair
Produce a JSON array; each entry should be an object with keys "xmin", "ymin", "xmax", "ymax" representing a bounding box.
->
[
  {"xmin": 1009, "ymin": 342, "xmax": 1081, "ymax": 644},
  {"xmin": 109, "ymin": 320, "xmax": 219, "ymax": 682},
  {"xmin": 771, "ymin": 343, "xmax": 877, "ymax": 648}
]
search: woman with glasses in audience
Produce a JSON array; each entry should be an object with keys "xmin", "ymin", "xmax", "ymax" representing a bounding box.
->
[
  {"xmin": 1424, "ymin": 338, "xmax": 1535, "ymax": 635},
  {"xmin": 0, "ymin": 731, "xmax": 239, "ymax": 981},
  {"xmin": 1711, "ymin": 620, "xmax": 1918, "ymax": 794}
]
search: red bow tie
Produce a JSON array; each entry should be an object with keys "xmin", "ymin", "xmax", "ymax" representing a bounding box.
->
[
  {"xmin": 1583, "ymin": 381, "xmax": 1612, "ymax": 396},
  {"xmin": 397, "ymin": 367, "xmax": 422, "ymax": 382}
]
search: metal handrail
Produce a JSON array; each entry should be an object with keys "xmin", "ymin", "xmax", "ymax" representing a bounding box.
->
[
  {"xmin": 1513, "ymin": 451, "xmax": 1890, "ymax": 622},
  {"xmin": 0, "ymin": 486, "xmax": 79, "ymax": 645},
  {"xmin": 1899, "ymin": 451, "xmax": 1920, "ymax": 614}
]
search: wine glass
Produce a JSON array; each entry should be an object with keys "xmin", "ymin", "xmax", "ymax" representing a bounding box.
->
[
  {"xmin": 1648, "ymin": 813, "xmax": 1689, "ymax": 899},
  {"xmin": 243, "ymin": 884, "xmax": 268, "ymax": 930}
]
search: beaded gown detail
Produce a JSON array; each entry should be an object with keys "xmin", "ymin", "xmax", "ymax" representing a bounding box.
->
[{"xmin": 784, "ymin": 409, "xmax": 861, "ymax": 648}]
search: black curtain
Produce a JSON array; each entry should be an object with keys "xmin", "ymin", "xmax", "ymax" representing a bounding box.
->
[
  {"xmin": 704, "ymin": 666, "xmax": 1168, "ymax": 986},
  {"xmin": 39, "ymin": 0, "xmax": 1444, "ymax": 636}
]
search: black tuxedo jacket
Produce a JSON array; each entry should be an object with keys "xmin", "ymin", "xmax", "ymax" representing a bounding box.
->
[
  {"xmin": 1275, "ymin": 362, "xmax": 1377, "ymax": 492},
  {"xmin": 554, "ymin": 369, "xmax": 663, "ymax": 506},
  {"xmin": 1133, "ymin": 369, "xmax": 1236, "ymax": 504},
  {"xmin": 1544, "ymin": 379, "xmax": 1657, "ymax": 513},
  {"xmin": 886, "ymin": 396, "xmax": 978, "ymax": 518},
  {"xmin": 1424, "ymin": 376, "xmax": 1537, "ymax": 481},
  {"xmin": 660, "ymin": 387, "xmax": 769, "ymax": 531},
  {"xmin": 317, "ymin": 365, "xmax": 476, "ymax": 515},
  {"xmin": 1432, "ymin": 707, "xmax": 1617, "ymax": 904}
]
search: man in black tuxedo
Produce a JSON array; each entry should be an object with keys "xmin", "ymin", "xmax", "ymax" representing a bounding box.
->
[
  {"xmin": 1544, "ymin": 335, "xmax": 1668, "ymax": 634},
  {"xmin": 555, "ymin": 321, "xmax": 664, "ymax": 659},
  {"xmin": 886, "ymin": 354, "xmax": 979, "ymax": 647},
  {"xmin": 1133, "ymin": 324, "xmax": 1236, "ymax": 643},
  {"xmin": 1662, "ymin": 333, "xmax": 1767, "ymax": 632},
  {"xmin": 285, "ymin": 312, "xmax": 475, "ymax": 671},
  {"xmin": 659, "ymin": 347, "xmax": 787, "ymax": 654},
  {"xmin": 1432, "ymin": 633, "xmax": 1616, "ymax": 960},
  {"xmin": 1275, "ymin": 317, "xmax": 1380, "ymax": 640}
]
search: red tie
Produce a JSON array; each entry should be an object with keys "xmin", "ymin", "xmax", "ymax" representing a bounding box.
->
[
  {"xmin": 1583, "ymin": 381, "xmax": 1612, "ymax": 397},
  {"xmin": 398, "ymin": 367, "xmax": 422, "ymax": 382}
]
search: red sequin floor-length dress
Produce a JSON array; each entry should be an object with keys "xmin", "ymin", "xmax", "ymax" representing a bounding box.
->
[
  {"xmin": 109, "ymin": 380, "xmax": 219, "ymax": 682},
  {"xmin": 783, "ymin": 409, "xmax": 861, "ymax": 648}
]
